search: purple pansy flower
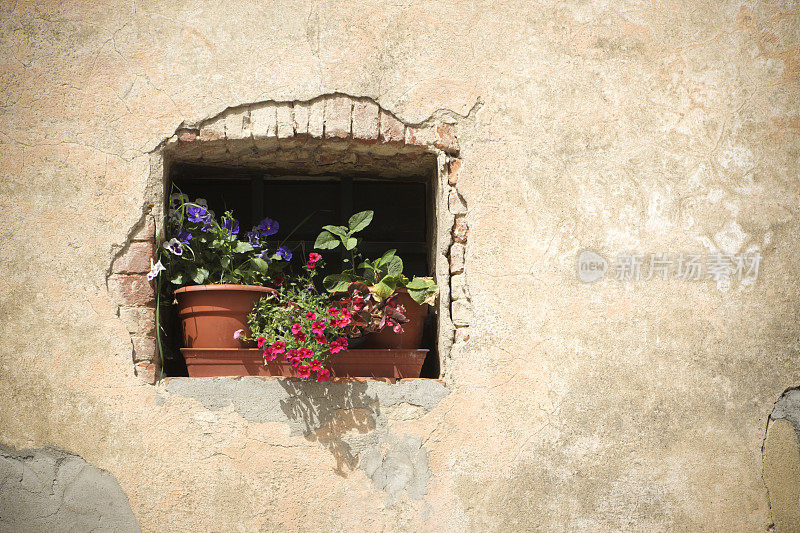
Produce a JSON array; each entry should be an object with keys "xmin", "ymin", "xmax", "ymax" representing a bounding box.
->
[
  {"xmin": 175, "ymin": 229, "xmax": 193, "ymax": 244},
  {"xmin": 258, "ymin": 216, "xmax": 279, "ymax": 237},
  {"xmin": 276, "ymin": 245, "xmax": 292, "ymax": 261},
  {"xmin": 221, "ymin": 218, "xmax": 239, "ymax": 235},
  {"xmin": 187, "ymin": 204, "xmax": 209, "ymax": 223},
  {"xmin": 246, "ymin": 228, "xmax": 261, "ymax": 247}
]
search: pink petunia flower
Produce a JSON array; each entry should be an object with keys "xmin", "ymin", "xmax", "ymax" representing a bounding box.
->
[
  {"xmin": 271, "ymin": 340, "xmax": 286, "ymax": 354},
  {"xmin": 328, "ymin": 307, "xmax": 340, "ymax": 317},
  {"xmin": 316, "ymin": 368, "xmax": 331, "ymax": 382},
  {"xmin": 263, "ymin": 347, "xmax": 278, "ymax": 362},
  {"xmin": 299, "ymin": 347, "xmax": 315, "ymax": 359},
  {"xmin": 291, "ymin": 323, "xmax": 302, "ymax": 335},
  {"xmin": 329, "ymin": 337, "xmax": 349, "ymax": 354},
  {"xmin": 292, "ymin": 332, "xmax": 306, "ymax": 342},
  {"xmin": 315, "ymin": 333, "xmax": 328, "ymax": 344},
  {"xmin": 309, "ymin": 359, "xmax": 322, "ymax": 371},
  {"xmin": 257, "ymin": 336, "xmax": 266, "ymax": 348},
  {"xmin": 297, "ymin": 365, "xmax": 312, "ymax": 379},
  {"xmin": 311, "ymin": 321, "xmax": 325, "ymax": 334},
  {"xmin": 305, "ymin": 311, "xmax": 316, "ymax": 320}
]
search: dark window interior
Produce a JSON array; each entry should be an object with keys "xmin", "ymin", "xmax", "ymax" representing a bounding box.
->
[{"xmin": 165, "ymin": 162, "xmax": 438, "ymax": 378}]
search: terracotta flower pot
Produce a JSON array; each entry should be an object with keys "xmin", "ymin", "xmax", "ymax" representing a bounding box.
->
[
  {"xmin": 364, "ymin": 288, "xmax": 428, "ymax": 349},
  {"xmin": 174, "ymin": 284, "xmax": 276, "ymax": 349},
  {"xmin": 181, "ymin": 348, "xmax": 428, "ymax": 379}
]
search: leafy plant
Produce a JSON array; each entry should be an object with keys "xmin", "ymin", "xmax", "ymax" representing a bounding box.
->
[{"xmin": 313, "ymin": 210, "xmax": 439, "ymax": 305}]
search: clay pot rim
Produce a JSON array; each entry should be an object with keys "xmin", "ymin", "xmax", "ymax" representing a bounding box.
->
[{"xmin": 174, "ymin": 284, "xmax": 276, "ymax": 294}]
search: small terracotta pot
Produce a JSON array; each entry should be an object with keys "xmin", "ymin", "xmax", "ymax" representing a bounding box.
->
[
  {"xmin": 181, "ymin": 348, "xmax": 428, "ymax": 379},
  {"xmin": 174, "ymin": 284, "xmax": 276, "ymax": 349},
  {"xmin": 364, "ymin": 289, "xmax": 428, "ymax": 349}
]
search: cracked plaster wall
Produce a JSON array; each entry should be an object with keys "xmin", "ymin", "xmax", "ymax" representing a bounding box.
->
[{"xmin": 1, "ymin": 1, "xmax": 799, "ymax": 531}]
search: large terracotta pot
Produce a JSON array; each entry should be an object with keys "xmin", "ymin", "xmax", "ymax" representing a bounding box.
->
[
  {"xmin": 364, "ymin": 288, "xmax": 428, "ymax": 349},
  {"xmin": 181, "ymin": 348, "xmax": 428, "ymax": 379},
  {"xmin": 174, "ymin": 284, "xmax": 275, "ymax": 349}
]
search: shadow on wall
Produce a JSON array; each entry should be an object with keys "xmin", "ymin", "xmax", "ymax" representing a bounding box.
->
[{"xmin": 278, "ymin": 379, "xmax": 377, "ymax": 476}]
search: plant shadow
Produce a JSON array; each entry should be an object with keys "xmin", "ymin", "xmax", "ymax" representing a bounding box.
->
[{"xmin": 277, "ymin": 379, "xmax": 381, "ymax": 477}]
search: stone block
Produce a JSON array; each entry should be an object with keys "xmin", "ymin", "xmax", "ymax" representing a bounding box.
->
[
  {"xmin": 107, "ymin": 274, "xmax": 155, "ymax": 306},
  {"xmin": 352, "ymin": 100, "xmax": 379, "ymax": 141},
  {"xmin": 276, "ymin": 103, "xmax": 294, "ymax": 139},
  {"xmin": 199, "ymin": 116, "xmax": 225, "ymax": 142},
  {"xmin": 293, "ymin": 103, "xmax": 309, "ymax": 135},
  {"xmin": 452, "ymin": 216, "xmax": 468, "ymax": 244},
  {"xmin": 451, "ymin": 300, "xmax": 473, "ymax": 326},
  {"xmin": 131, "ymin": 336, "xmax": 157, "ymax": 363},
  {"xmin": 450, "ymin": 273, "xmax": 467, "ymax": 300},
  {"xmin": 250, "ymin": 104, "xmax": 277, "ymax": 138},
  {"xmin": 130, "ymin": 215, "xmax": 155, "ymax": 242},
  {"xmin": 112, "ymin": 241, "xmax": 153, "ymax": 274},
  {"xmin": 308, "ymin": 99, "xmax": 325, "ymax": 137},
  {"xmin": 447, "ymin": 158, "xmax": 461, "ymax": 186},
  {"xmin": 448, "ymin": 189, "xmax": 467, "ymax": 214},
  {"xmin": 119, "ymin": 306, "xmax": 156, "ymax": 336},
  {"xmin": 379, "ymin": 109, "xmax": 405, "ymax": 143},
  {"xmin": 450, "ymin": 243, "xmax": 465, "ymax": 273},
  {"xmin": 325, "ymin": 96, "xmax": 352, "ymax": 139}
]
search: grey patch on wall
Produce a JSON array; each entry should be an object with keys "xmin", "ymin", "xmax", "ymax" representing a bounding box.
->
[
  {"xmin": 0, "ymin": 445, "xmax": 140, "ymax": 533},
  {"xmin": 164, "ymin": 377, "xmax": 448, "ymax": 501},
  {"xmin": 770, "ymin": 388, "xmax": 800, "ymax": 449}
]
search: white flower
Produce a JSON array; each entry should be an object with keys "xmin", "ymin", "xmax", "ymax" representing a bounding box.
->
[
  {"xmin": 233, "ymin": 329, "xmax": 245, "ymax": 340},
  {"xmin": 147, "ymin": 259, "xmax": 166, "ymax": 281},
  {"xmin": 169, "ymin": 193, "xmax": 189, "ymax": 209},
  {"xmin": 163, "ymin": 238, "xmax": 184, "ymax": 256}
]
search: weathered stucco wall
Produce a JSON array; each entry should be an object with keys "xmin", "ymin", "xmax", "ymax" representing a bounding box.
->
[{"xmin": 1, "ymin": 0, "xmax": 799, "ymax": 531}]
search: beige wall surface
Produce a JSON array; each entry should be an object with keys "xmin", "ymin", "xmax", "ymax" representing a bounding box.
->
[{"xmin": 1, "ymin": 1, "xmax": 799, "ymax": 531}]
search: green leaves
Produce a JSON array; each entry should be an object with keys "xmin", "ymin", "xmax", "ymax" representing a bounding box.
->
[
  {"xmin": 314, "ymin": 210, "xmax": 374, "ymax": 253},
  {"xmin": 250, "ymin": 257, "xmax": 271, "ymax": 272},
  {"xmin": 348, "ymin": 210, "xmax": 373, "ymax": 232},
  {"xmin": 314, "ymin": 230, "xmax": 340, "ymax": 250},
  {"xmin": 234, "ymin": 241, "xmax": 254, "ymax": 253},
  {"xmin": 189, "ymin": 267, "xmax": 209, "ymax": 284},
  {"xmin": 404, "ymin": 276, "xmax": 439, "ymax": 305},
  {"xmin": 323, "ymin": 273, "xmax": 357, "ymax": 293}
]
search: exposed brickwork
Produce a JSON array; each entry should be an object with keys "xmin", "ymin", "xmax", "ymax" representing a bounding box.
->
[
  {"xmin": 434, "ymin": 123, "xmax": 459, "ymax": 155},
  {"xmin": 250, "ymin": 104, "xmax": 277, "ymax": 138},
  {"xmin": 450, "ymin": 243, "xmax": 465, "ymax": 273},
  {"xmin": 134, "ymin": 362, "xmax": 157, "ymax": 385},
  {"xmin": 379, "ymin": 109, "xmax": 405, "ymax": 143},
  {"xmin": 112, "ymin": 241, "xmax": 154, "ymax": 274},
  {"xmin": 276, "ymin": 103, "xmax": 294, "ymax": 139},
  {"xmin": 119, "ymin": 306, "xmax": 156, "ymax": 336},
  {"xmin": 452, "ymin": 216, "xmax": 468, "ymax": 244},
  {"xmin": 447, "ymin": 158, "xmax": 461, "ymax": 186},
  {"xmin": 107, "ymin": 274, "xmax": 155, "ymax": 307},
  {"xmin": 352, "ymin": 100, "xmax": 380, "ymax": 141},
  {"xmin": 325, "ymin": 96, "xmax": 352, "ymax": 139},
  {"xmin": 131, "ymin": 336, "xmax": 157, "ymax": 363}
]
